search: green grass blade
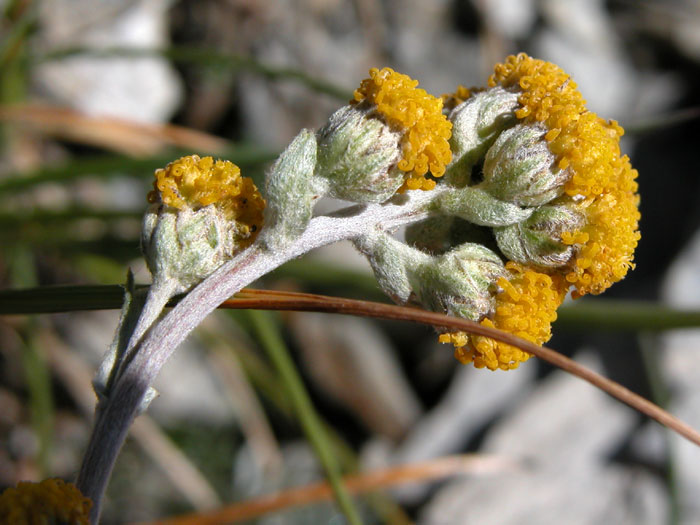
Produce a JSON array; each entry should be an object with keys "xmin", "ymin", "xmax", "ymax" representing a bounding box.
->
[
  {"xmin": 554, "ymin": 300, "xmax": 700, "ymax": 331},
  {"xmin": 33, "ymin": 46, "xmax": 353, "ymax": 102},
  {"xmin": 638, "ymin": 333, "xmax": 680, "ymax": 525},
  {"xmin": 21, "ymin": 334, "xmax": 54, "ymax": 476},
  {"xmin": 0, "ymin": 3, "xmax": 37, "ymax": 69},
  {"xmin": 243, "ymin": 309, "xmax": 363, "ymax": 525},
  {"xmin": 0, "ymin": 284, "xmax": 130, "ymax": 313},
  {"xmin": 0, "ymin": 148, "xmax": 276, "ymax": 195}
]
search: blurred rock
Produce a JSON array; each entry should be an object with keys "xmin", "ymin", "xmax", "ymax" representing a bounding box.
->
[
  {"xmin": 420, "ymin": 353, "xmax": 668, "ymax": 524},
  {"xmin": 34, "ymin": 0, "xmax": 182, "ymax": 123},
  {"xmin": 362, "ymin": 356, "xmax": 534, "ymax": 502},
  {"xmin": 236, "ymin": 0, "xmax": 372, "ymax": 147},
  {"xmin": 290, "ymin": 312, "xmax": 422, "ymax": 441},
  {"xmin": 394, "ymin": 360, "xmax": 534, "ymax": 465},
  {"xmin": 480, "ymin": 0, "xmax": 536, "ymax": 40},
  {"xmin": 662, "ymin": 227, "xmax": 700, "ymax": 523},
  {"xmin": 635, "ymin": 0, "xmax": 700, "ymax": 63},
  {"xmin": 535, "ymin": 0, "xmax": 679, "ymax": 120},
  {"xmin": 232, "ymin": 441, "xmax": 350, "ymax": 525}
]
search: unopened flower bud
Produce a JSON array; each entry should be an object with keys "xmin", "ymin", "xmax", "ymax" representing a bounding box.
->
[
  {"xmin": 446, "ymin": 87, "xmax": 519, "ymax": 187},
  {"xmin": 495, "ymin": 205, "xmax": 583, "ymax": 268},
  {"xmin": 480, "ymin": 123, "xmax": 568, "ymax": 206},
  {"xmin": 413, "ymin": 243, "xmax": 505, "ymax": 321},
  {"xmin": 315, "ymin": 103, "xmax": 404, "ymax": 203},
  {"xmin": 142, "ymin": 155, "xmax": 265, "ymax": 292}
]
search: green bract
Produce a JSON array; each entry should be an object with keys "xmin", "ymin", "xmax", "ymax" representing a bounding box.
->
[{"xmin": 315, "ymin": 103, "xmax": 404, "ymax": 203}]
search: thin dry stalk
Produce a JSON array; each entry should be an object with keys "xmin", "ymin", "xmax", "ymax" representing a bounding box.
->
[
  {"xmin": 0, "ymin": 104, "xmax": 230, "ymax": 156},
  {"xmin": 215, "ymin": 288, "xmax": 700, "ymax": 448},
  {"xmin": 138, "ymin": 454, "xmax": 515, "ymax": 525}
]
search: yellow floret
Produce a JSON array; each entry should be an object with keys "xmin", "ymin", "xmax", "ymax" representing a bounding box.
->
[
  {"xmin": 441, "ymin": 85, "xmax": 474, "ymax": 112},
  {"xmin": 489, "ymin": 53, "xmax": 641, "ymax": 297},
  {"xmin": 0, "ymin": 479, "xmax": 92, "ymax": 525},
  {"xmin": 148, "ymin": 155, "xmax": 266, "ymax": 246},
  {"xmin": 442, "ymin": 262, "xmax": 567, "ymax": 371},
  {"xmin": 353, "ymin": 67, "xmax": 453, "ymax": 191}
]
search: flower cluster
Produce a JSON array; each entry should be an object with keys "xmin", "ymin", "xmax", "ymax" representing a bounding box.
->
[
  {"xmin": 431, "ymin": 54, "xmax": 640, "ymax": 369},
  {"xmin": 0, "ymin": 479, "xmax": 92, "ymax": 525},
  {"xmin": 136, "ymin": 56, "xmax": 639, "ymax": 372},
  {"xmin": 489, "ymin": 54, "xmax": 641, "ymax": 298}
]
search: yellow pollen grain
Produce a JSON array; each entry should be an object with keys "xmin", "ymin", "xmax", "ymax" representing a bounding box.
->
[
  {"xmin": 445, "ymin": 262, "xmax": 567, "ymax": 371},
  {"xmin": 148, "ymin": 155, "xmax": 266, "ymax": 248},
  {"xmin": 545, "ymin": 128, "xmax": 561, "ymax": 141},
  {"xmin": 489, "ymin": 53, "xmax": 641, "ymax": 297},
  {"xmin": 353, "ymin": 67, "xmax": 453, "ymax": 192},
  {"xmin": 0, "ymin": 479, "xmax": 92, "ymax": 525}
]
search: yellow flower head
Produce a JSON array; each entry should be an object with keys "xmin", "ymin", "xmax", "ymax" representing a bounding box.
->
[
  {"xmin": 489, "ymin": 53, "xmax": 641, "ymax": 297},
  {"xmin": 352, "ymin": 67, "xmax": 453, "ymax": 191},
  {"xmin": 440, "ymin": 262, "xmax": 567, "ymax": 371},
  {"xmin": 148, "ymin": 155, "xmax": 266, "ymax": 248},
  {"xmin": 0, "ymin": 479, "xmax": 92, "ymax": 525}
]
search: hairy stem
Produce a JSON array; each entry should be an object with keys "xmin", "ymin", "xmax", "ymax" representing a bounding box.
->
[{"xmin": 76, "ymin": 189, "xmax": 436, "ymax": 523}]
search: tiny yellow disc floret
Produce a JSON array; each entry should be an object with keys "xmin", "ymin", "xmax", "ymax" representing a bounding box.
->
[
  {"xmin": 0, "ymin": 478, "xmax": 92, "ymax": 525},
  {"xmin": 441, "ymin": 85, "xmax": 474, "ymax": 112},
  {"xmin": 440, "ymin": 262, "xmax": 567, "ymax": 371},
  {"xmin": 148, "ymin": 155, "xmax": 266, "ymax": 246},
  {"xmin": 353, "ymin": 67, "xmax": 453, "ymax": 192},
  {"xmin": 489, "ymin": 53, "xmax": 641, "ymax": 297}
]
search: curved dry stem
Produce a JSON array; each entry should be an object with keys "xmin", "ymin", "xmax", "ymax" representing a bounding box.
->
[
  {"xmin": 137, "ymin": 454, "xmax": 515, "ymax": 525},
  {"xmin": 221, "ymin": 288, "xmax": 700, "ymax": 449}
]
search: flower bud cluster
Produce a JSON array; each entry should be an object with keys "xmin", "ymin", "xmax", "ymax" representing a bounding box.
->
[
  {"xmin": 142, "ymin": 68, "xmax": 454, "ymax": 295},
  {"xmin": 422, "ymin": 53, "xmax": 640, "ymax": 370},
  {"xmin": 488, "ymin": 54, "xmax": 641, "ymax": 298}
]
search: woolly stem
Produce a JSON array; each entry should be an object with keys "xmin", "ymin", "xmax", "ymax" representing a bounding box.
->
[{"xmin": 76, "ymin": 188, "xmax": 438, "ymax": 523}]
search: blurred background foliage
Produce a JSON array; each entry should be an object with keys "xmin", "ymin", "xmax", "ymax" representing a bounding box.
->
[{"xmin": 2, "ymin": 0, "xmax": 700, "ymax": 523}]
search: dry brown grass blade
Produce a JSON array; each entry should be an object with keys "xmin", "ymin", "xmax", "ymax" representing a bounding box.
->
[
  {"xmin": 138, "ymin": 454, "xmax": 515, "ymax": 525},
  {"xmin": 218, "ymin": 288, "xmax": 700, "ymax": 448},
  {"xmin": 0, "ymin": 104, "xmax": 230, "ymax": 156}
]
